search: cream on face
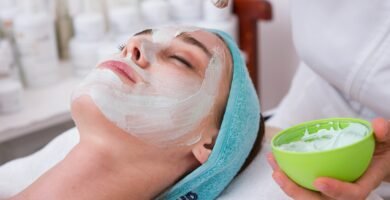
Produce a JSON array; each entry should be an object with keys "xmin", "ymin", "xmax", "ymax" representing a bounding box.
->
[
  {"xmin": 278, "ymin": 123, "xmax": 369, "ymax": 152},
  {"xmin": 72, "ymin": 27, "xmax": 224, "ymax": 146}
]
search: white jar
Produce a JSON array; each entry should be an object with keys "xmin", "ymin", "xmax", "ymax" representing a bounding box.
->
[
  {"xmin": 67, "ymin": 0, "xmax": 105, "ymax": 18},
  {"xmin": 73, "ymin": 13, "xmax": 106, "ymax": 42},
  {"xmin": 108, "ymin": 6, "xmax": 143, "ymax": 36},
  {"xmin": 203, "ymin": 0, "xmax": 232, "ymax": 22},
  {"xmin": 0, "ymin": 78, "xmax": 23, "ymax": 114},
  {"xmin": 19, "ymin": 57, "xmax": 59, "ymax": 87},
  {"xmin": 13, "ymin": 12, "xmax": 59, "ymax": 88},
  {"xmin": 67, "ymin": 0, "xmax": 84, "ymax": 17},
  {"xmin": 69, "ymin": 37, "xmax": 101, "ymax": 77},
  {"xmin": 106, "ymin": 0, "xmax": 139, "ymax": 10},
  {"xmin": 169, "ymin": 0, "xmax": 203, "ymax": 22},
  {"xmin": 141, "ymin": 0, "xmax": 171, "ymax": 25}
]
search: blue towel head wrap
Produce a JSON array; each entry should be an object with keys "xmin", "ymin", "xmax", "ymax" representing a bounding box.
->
[{"xmin": 158, "ymin": 30, "xmax": 261, "ymax": 200}]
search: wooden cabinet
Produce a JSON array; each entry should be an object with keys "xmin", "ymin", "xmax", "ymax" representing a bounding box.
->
[{"xmin": 233, "ymin": 0, "xmax": 272, "ymax": 90}]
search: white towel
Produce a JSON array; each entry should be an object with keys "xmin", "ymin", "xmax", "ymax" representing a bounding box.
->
[
  {"xmin": 0, "ymin": 128, "xmax": 388, "ymax": 199},
  {"xmin": 0, "ymin": 128, "xmax": 79, "ymax": 198},
  {"xmin": 218, "ymin": 143, "xmax": 289, "ymax": 199}
]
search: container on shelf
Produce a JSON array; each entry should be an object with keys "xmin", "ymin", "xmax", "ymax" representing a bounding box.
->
[{"xmin": 13, "ymin": 11, "xmax": 59, "ymax": 88}]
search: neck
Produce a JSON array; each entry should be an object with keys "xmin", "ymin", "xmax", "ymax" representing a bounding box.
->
[
  {"xmin": 15, "ymin": 118, "xmax": 198, "ymax": 200},
  {"xmin": 66, "ymin": 138, "xmax": 194, "ymax": 200}
]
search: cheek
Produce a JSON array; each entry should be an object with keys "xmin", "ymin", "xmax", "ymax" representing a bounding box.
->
[{"xmin": 150, "ymin": 67, "xmax": 203, "ymax": 97}]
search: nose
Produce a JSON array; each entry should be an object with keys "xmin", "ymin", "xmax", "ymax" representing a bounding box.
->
[{"xmin": 124, "ymin": 38, "xmax": 150, "ymax": 68}]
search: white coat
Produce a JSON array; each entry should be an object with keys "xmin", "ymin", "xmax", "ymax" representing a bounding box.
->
[
  {"xmin": 269, "ymin": 0, "xmax": 390, "ymax": 128},
  {"xmin": 267, "ymin": 0, "xmax": 390, "ymax": 198}
]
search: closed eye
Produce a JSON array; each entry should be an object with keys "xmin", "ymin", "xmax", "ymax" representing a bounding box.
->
[{"xmin": 170, "ymin": 55, "xmax": 193, "ymax": 69}]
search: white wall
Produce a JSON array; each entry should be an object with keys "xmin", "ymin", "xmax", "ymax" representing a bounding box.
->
[{"xmin": 257, "ymin": 0, "xmax": 299, "ymax": 111}]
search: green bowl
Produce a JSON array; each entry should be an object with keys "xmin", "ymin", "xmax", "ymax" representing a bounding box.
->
[{"xmin": 271, "ymin": 118, "xmax": 375, "ymax": 191}]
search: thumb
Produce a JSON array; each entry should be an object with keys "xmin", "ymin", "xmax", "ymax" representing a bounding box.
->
[{"xmin": 372, "ymin": 118, "xmax": 389, "ymax": 142}]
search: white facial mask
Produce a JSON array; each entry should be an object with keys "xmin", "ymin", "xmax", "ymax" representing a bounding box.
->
[
  {"xmin": 72, "ymin": 27, "xmax": 224, "ymax": 146},
  {"xmin": 152, "ymin": 26, "xmax": 200, "ymax": 45}
]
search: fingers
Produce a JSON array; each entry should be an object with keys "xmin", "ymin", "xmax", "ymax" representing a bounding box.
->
[
  {"xmin": 272, "ymin": 169, "xmax": 322, "ymax": 200},
  {"xmin": 314, "ymin": 178, "xmax": 364, "ymax": 200},
  {"xmin": 355, "ymin": 157, "xmax": 388, "ymax": 193},
  {"xmin": 267, "ymin": 152, "xmax": 279, "ymax": 170},
  {"xmin": 315, "ymin": 158, "xmax": 387, "ymax": 200},
  {"xmin": 372, "ymin": 118, "xmax": 389, "ymax": 142},
  {"xmin": 268, "ymin": 152, "xmax": 385, "ymax": 200},
  {"xmin": 267, "ymin": 153, "xmax": 322, "ymax": 200}
]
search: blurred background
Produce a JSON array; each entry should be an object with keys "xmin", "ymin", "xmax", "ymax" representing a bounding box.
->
[{"xmin": 0, "ymin": 0, "xmax": 298, "ymax": 164}]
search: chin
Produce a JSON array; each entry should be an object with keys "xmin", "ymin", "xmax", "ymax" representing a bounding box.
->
[
  {"xmin": 70, "ymin": 95, "xmax": 123, "ymax": 134},
  {"xmin": 71, "ymin": 95, "xmax": 103, "ymax": 123}
]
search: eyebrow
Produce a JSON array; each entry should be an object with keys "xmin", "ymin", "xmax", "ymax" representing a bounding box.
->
[
  {"xmin": 177, "ymin": 32, "xmax": 212, "ymax": 58},
  {"xmin": 134, "ymin": 29, "xmax": 212, "ymax": 58}
]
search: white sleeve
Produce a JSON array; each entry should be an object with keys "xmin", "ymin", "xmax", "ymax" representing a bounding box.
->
[
  {"xmin": 291, "ymin": 0, "xmax": 390, "ymax": 118},
  {"xmin": 267, "ymin": 63, "xmax": 362, "ymax": 129}
]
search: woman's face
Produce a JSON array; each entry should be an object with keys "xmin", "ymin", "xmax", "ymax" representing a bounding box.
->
[
  {"xmin": 114, "ymin": 28, "xmax": 212, "ymax": 97},
  {"xmin": 72, "ymin": 27, "xmax": 232, "ymax": 146}
]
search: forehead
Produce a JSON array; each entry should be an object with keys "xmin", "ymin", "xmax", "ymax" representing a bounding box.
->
[
  {"xmin": 186, "ymin": 30, "xmax": 226, "ymax": 53},
  {"xmin": 185, "ymin": 29, "xmax": 232, "ymax": 73},
  {"xmin": 150, "ymin": 27, "xmax": 228, "ymax": 54}
]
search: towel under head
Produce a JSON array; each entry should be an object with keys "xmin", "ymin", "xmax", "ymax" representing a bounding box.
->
[{"xmin": 159, "ymin": 29, "xmax": 262, "ymax": 200}]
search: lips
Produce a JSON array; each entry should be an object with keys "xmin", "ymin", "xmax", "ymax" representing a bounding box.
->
[{"xmin": 98, "ymin": 60, "xmax": 138, "ymax": 83}]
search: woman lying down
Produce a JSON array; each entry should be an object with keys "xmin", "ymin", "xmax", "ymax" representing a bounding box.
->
[{"xmin": 0, "ymin": 27, "xmax": 263, "ymax": 200}]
